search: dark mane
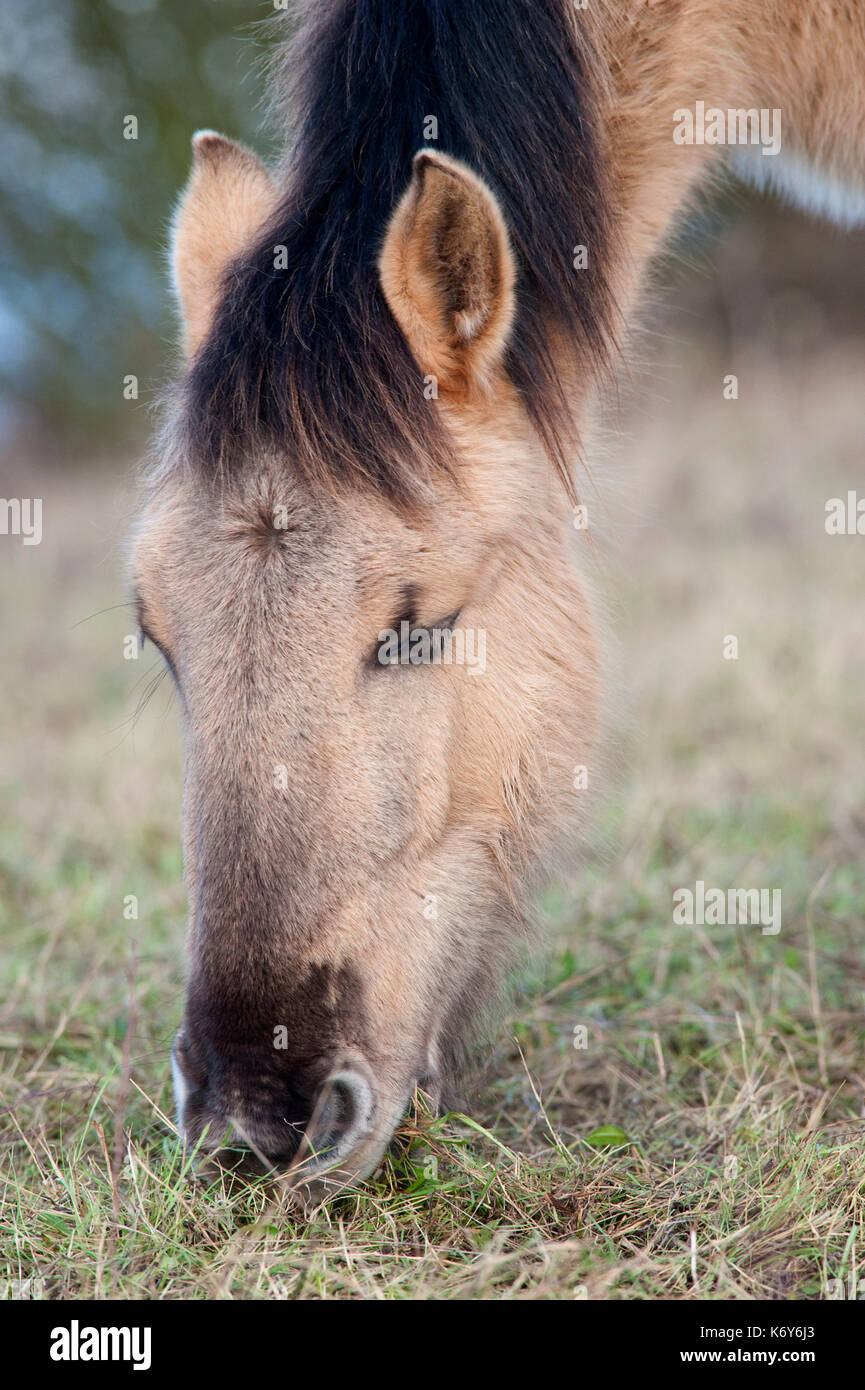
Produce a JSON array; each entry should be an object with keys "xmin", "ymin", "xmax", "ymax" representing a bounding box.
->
[{"xmin": 182, "ymin": 0, "xmax": 613, "ymax": 504}]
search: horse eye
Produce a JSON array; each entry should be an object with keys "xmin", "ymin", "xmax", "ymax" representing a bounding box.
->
[{"xmin": 374, "ymin": 610, "xmax": 462, "ymax": 669}]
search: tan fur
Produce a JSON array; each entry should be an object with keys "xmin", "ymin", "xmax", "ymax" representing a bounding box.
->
[
  {"xmin": 378, "ymin": 151, "xmax": 516, "ymax": 395},
  {"xmin": 131, "ymin": 384, "xmax": 598, "ymax": 1183},
  {"xmin": 586, "ymin": 0, "xmax": 865, "ymax": 316},
  {"xmin": 171, "ymin": 132, "xmax": 277, "ymax": 357},
  {"xmin": 136, "ymin": 4, "xmax": 865, "ymax": 1187}
]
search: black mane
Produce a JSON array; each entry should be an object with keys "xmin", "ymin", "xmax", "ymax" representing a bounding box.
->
[{"xmin": 182, "ymin": 0, "xmax": 612, "ymax": 503}]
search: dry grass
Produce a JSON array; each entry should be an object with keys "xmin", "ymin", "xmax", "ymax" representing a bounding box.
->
[{"xmin": 2, "ymin": 318, "xmax": 865, "ymax": 1299}]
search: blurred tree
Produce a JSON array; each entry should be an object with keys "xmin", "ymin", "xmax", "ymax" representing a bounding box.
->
[{"xmin": 0, "ymin": 0, "xmax": 280, "ymax": 450}]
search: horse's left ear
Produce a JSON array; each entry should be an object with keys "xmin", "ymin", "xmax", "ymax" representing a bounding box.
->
[
  {"xmin": 171, "ymin": 131, "xmax": 277, "ymax": 358},
  {"xmin": 379, "ymin": 150, "xmax": 516, "ymax": 394}
]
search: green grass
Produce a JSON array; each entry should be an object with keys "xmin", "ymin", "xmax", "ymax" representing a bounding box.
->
[{"xmin": 2, "ymin": 339, "xmax": 865, "ymax": 1300}]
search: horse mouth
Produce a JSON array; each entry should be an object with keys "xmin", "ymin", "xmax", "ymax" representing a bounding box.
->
[{"xmin": 172, "ymin": 1041, "xmax": 398, "ymax": 1198}]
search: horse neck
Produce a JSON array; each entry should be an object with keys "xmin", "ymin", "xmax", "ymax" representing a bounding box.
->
[{"xmin": 588, "ymin": 0, "xmax": 865, "ymax": 317}]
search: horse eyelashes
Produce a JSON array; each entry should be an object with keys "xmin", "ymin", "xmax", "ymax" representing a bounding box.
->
[{"xmin": 374, "ymin": 610, "xmax": 462, "ymax": 669}]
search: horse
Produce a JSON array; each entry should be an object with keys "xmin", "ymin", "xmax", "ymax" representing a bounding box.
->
[{"xmin": 129, "ymin": 0, "xmax": 865, "ymax": 1192}]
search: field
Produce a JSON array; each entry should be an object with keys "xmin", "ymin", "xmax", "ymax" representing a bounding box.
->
[{"xmin": 2, "ymin": 274, "xmax": 865, "ymax": 1299}]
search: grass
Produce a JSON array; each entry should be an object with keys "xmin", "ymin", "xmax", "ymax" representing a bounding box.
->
[{"xmin": 2, "ymin": 326, "xmax": 865, "ymax": 1300}]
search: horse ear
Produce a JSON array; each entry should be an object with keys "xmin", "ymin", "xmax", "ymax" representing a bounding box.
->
[
  {"xmin": 379, "ymin": 150, "xmax": 516, "ymax": 394},
  {"xmin": 171, "ymin": 131, "xmax": 276, "ymax": 358}
]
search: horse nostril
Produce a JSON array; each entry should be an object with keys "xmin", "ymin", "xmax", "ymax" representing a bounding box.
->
[{"xmin": 295, "ymin": 1065, "xmax": 378, "ymax": 1174}]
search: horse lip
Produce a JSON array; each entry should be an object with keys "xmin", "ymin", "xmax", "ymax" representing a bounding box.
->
[
  {"xmin": 172, "ymin": 1040, "xmax": 389, "ymax": 1182},
  {"xmin": 170, "ymin": 1034, "xmax": 191, "ymax": 1129}
]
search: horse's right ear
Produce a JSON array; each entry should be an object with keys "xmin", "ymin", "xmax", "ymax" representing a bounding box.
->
[{"xmin": 171, "ymin": 131, "xmax": 276, "ymax": 358}]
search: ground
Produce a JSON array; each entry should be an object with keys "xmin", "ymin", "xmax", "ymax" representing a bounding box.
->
[{"xmin": 2, "ymin": 293, "xmax": 864, "ymax": 1299}]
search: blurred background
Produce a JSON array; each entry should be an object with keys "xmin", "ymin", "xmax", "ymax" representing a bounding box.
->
[
  {"xmin": 2, "ymin": 0, "xmax": 865, "ymax": 1299},
  {"xmin": 0, "ymin": 0, "xmax": 280, "ymax": 452}
]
